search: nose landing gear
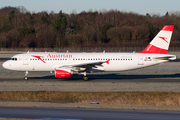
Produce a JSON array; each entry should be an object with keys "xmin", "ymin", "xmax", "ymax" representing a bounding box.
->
[{"xmin": 24, "ymin": 71, "xmax": 28, "ymax": 80}]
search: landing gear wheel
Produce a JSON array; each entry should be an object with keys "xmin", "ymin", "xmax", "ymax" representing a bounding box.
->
[
  {"xmin": 83, "ymin": 76, "xmax": 88, "ymax": 81},
  {"xmin": 24, "ymin": 76, "xmax": 28, "ymax": 80},
  {"xmin": 24, "ymin": 71, "xmax": 28, "ymax": 80}
]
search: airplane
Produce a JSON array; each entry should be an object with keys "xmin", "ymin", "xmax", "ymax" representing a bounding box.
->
[{"xmin": 2, "ymin": 25, "xmax": 176, "ymax": 80}]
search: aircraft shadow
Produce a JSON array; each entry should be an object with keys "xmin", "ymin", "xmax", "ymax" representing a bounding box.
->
[{"xmin": 29, "ymin": 73, "xmax": 180, "ymax": 80}]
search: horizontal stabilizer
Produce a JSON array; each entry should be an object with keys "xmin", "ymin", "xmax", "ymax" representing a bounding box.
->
[{"xmin": 154, "ymin": 55, "xmax": 176, "ymax": 60}]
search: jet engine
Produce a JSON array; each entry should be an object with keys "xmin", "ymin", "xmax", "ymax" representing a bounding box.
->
[{"xmin": 55, "ymin": 68, "xmax": 72, "ymax": 78}]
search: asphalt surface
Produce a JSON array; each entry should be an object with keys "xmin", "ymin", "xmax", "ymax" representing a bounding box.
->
[
  {"xmin": 1, "ymin": 107, "xmax": 180, "ymax": 120},
  {"xmin": 0, "ymin": 78, "xmax": 180, "ymax": 82}
]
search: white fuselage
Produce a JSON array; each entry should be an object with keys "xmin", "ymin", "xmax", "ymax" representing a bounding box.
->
[{"xmin": 2, "ymin": 52, "xmax": 175, "ymax": 72}]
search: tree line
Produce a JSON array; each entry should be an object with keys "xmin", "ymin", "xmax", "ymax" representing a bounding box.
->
[{"xmin": 0, "ymin": 6, "xmax": 180, "ymax": 49}]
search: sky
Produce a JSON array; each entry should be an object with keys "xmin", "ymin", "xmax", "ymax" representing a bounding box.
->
[{"xmin": 1, "ymin": 0, "xmax": 180, "ymax": 15}]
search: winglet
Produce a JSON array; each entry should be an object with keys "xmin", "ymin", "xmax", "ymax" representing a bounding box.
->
[
  {"xmin": 139, "ymin": 25, "xmax": 174, "ymax": 54},
  {"xmin": 105, "ymin": 59, "xmax": 110, "ymax": 64}
]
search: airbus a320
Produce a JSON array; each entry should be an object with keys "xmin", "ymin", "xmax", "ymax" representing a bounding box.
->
[{"xmin": 2, "ymin": 25, "xmax": 176, "ymax": 80}]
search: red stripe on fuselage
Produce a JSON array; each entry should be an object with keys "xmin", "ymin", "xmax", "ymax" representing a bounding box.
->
[
  {"xmin": 139, "ymin": 44, "xmax": 168, "ymax": 54},
  {"xmin": 32, "ymin": 55, "xmax": 46, "ymax": 63}
]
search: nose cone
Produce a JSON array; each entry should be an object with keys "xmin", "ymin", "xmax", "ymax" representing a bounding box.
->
[{"xmin": 2, "ymin": 61, "xmax": 9, "ymax": 69}]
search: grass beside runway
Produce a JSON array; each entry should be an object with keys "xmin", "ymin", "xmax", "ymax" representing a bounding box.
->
[{"xmin": 1, "ymin": 91, "xmax": 180, "ymax": 106}]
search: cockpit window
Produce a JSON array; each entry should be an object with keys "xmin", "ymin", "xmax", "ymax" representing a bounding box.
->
[{"xmin": 11, "ymin": 58, "xmax": 17, "ymax": 61}]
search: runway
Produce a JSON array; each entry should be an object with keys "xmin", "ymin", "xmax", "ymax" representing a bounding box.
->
[
  {"xmin": 1, "ymin": 107, "xmax": 180, "ymax": 120},
  {"xmin": 0, "ymin": 78, "xmax": 180, "ymax": 82}
]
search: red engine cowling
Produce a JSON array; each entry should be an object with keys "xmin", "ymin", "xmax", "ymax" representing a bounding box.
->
[{"xmin": 55, "ymin": 68, "xmax": 71, "ymax": 78}]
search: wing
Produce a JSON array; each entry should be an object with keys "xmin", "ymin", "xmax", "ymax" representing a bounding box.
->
[{"xmin": 61, "ymin": 59, "xmax": 110, "ymax": 72}]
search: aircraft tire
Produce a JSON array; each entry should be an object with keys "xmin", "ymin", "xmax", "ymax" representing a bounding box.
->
[
  {"xmin": 24, "ymin": 76, "xmax": 28, "ymax": 80},
  {"xmin": 83, "ymin": 76, "xmax": 88, "ymax": 81}
]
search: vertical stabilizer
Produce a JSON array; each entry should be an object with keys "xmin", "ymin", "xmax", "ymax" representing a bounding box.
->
[{"xmin": 139, "ymin": 25, "xmax": 174, "ymax": 54}]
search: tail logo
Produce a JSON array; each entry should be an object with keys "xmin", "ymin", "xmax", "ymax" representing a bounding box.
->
[{"xmin": 158, "ymin": 36, "xmax": 168, "ymax": 43}]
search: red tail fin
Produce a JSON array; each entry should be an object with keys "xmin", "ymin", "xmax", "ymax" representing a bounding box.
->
[{"xmin": 139, "ymin": 25, "xmax": 174, "ymax": 54}]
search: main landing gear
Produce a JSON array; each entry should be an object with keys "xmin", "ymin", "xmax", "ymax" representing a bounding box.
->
[
  {"xmin": 82, "ymin": 72, "xmax": 88, "ymax": 81},
  {"xmin": 83, "ymin": 75, "xmax": 88, "ymax": 81},
  {"xmin": 24, "ymin": 71, "xmax": 28, "ymax": 80}
]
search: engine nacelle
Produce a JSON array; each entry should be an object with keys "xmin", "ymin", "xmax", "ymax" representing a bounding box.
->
[{"xmin": 55, "ymin": 68, "xmax": 71, "ymax": 78}]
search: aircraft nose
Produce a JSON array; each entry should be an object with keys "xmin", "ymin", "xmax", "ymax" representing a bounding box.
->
[{"xmin": 2, "ymin": 61, "xmax": 9, "ymax": 69}]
